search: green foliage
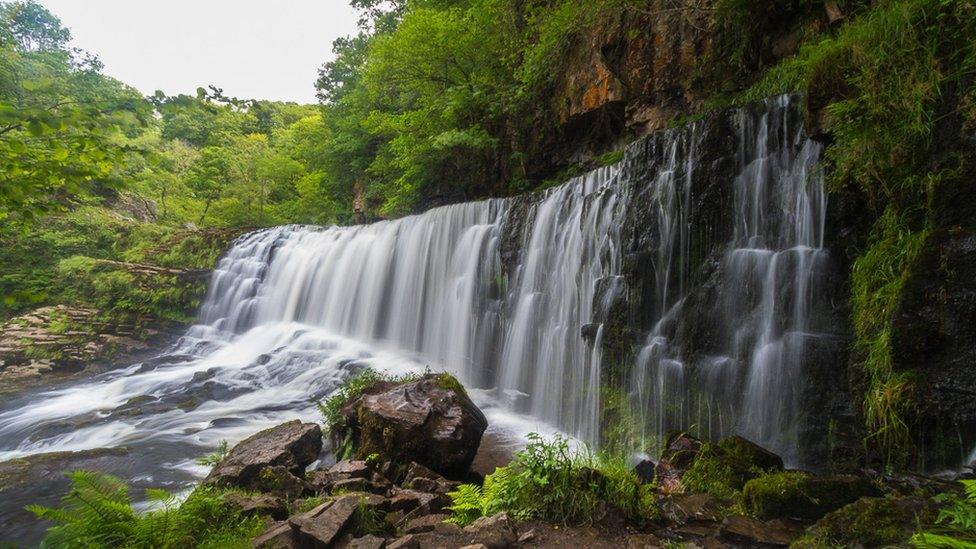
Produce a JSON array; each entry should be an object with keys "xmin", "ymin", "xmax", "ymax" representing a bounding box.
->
[
  {"xmin": 446, "ymin": 433, "xmax": 657, "ymax": 527},
  {"xmin": 26, "ymin": 471, "xmax": 263, "ymax": 548},
  {"xmin": 353, "ymin": 497, "xmax": 388, "ymax": 536},
  {"xmin": 318, "ymin": 367, "xmax": 385, "ymax": 431},
  {"xmin": 681, "ymin": 443, "xmax": 742, "ymax": 500},
  {"xmin": 731, "ymin": 0, "xmax": 976, "ymax": 463},
  {"xmin": 195, "ymin": 440, "xmax": 229, "ymax": 467},
  {"xmin": 912, "ymin": 481, "xmax": 976, "ymax": 548}
]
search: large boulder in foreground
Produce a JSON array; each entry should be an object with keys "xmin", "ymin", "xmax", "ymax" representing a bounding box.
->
[
  {"xmin": 335, "ymin": 373, "xmax": 487, "ymax": 479},
  {"xmin": 205, "ymin": 420, "xmax": 322, "ymax": 490}
]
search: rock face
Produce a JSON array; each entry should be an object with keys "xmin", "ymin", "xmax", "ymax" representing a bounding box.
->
[
  {"xmin": 335, "ymin": 374, "xmax": 488, "ymax": 479},
  {"xmin": 0, "ymin": 305, "xmax": 181, "ymax": 395},
  {"xmin": 205, "ymin": 420, "xmax": 322, "ymax": 490}
]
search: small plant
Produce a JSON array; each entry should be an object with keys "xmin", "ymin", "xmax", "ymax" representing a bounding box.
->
[
  {"xmin": 196, "ymin": 440, "xmax": 230, "ymax": 467},
  {"xmin": 353, "ymin": 497, "xmax": 388, "ymax": 536},
  {"xmin": 912, "ymin": 480, "xmax": 976, "ymax": 548},
  {"xmin": 26, "ymin": 471, "xmax": 263, "ymax": 547}
]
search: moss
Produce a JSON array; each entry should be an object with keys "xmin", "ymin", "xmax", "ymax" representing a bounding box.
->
[
  {"xmin": 680, "ymin": 437, "xmax": 782, "ymax": 499},
  {"xmin": 793, "ymin": 496, "xmax": 935, "ymax": 548},
  {"xmin": 741, "ymin": 471, "xmax": 881, "ymax": 520},
  {"xmin": 681, "ymin": 444, "xmax": 743, "ymax": 500},
  {"xmin": 434, "ymin": 373, "xmax": 465, "ymax": 395}
]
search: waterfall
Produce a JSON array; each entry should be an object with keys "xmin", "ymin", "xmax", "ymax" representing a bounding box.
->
[
  {"xmin": 630, "ymin": 95, "xmax": 829, "ymax": 464},
  {"xmin": 0, "ymin": 95, "xmax": 832, "ymax": 471}
]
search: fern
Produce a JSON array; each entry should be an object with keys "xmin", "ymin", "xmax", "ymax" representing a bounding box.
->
[
  {"xmin": 196, "ymin": 440, "xmax": 230, "ymax": 467},
  {"xmin": 446, "ymin": 483, "xmax": 485, "ymax": 526},
  {"xmin": 27, "ymin": 471, "xmax": 264, "ymax": 548},
  {"xmin": 912, "ymin": 480, "xmax": 976, "ymax": 548}
]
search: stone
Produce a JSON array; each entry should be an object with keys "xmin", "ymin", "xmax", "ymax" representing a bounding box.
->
[
  {"xmin": 255, "ymin": 465, "xmax": 310, "ymax": 498},
  {"xmin": 742, "ymin": 471, "xmax": 882, "ymax": 521},
  {"xmin": 634, "ymin": 459, "xmax": 655, "ymax": 484},
  {"xmin": 404, "ymin": 513, "xmax": 451, "ymax": 534},
  {"xmin": 386, "ymin": 535, "xmax": 419, "ymax": 549},
  {"xmin": 289, "ymin": 495, "xmax": 359, "ymax": 548},
  {"xmin": 661, "ymin": 493, "xmax": 725, "ymax": 524},
  {"xmin": 224, "ymin": 493, "xmax": 287, "ymax": 520},
  {"xmin": 330, "ymin": 459, "xmax": 373, "ymax": 479},
  {"xmin": 205, "ymin": 420, "xmax": 322, "ymax": 490},
  {"xmin": 252, "ymin": 520, "xmax": 296, "ymax": 548},
  {"xmin": 793, "ymin": 496, "xmax": 938, "ymax": 548},
  {"xmin": 458, "ymin": 545, "xmax": 489, "ymax": 549},
  {"xmin": 387, "ymin": 488, "xmax": 449, "ymax": 514},
  {"xmin": 720, "ymin": 515, "xmax": 803, "ymax": 547},
  {"xmin": 463, "ymin": 512, "xmax": 517, "ymax": 549},
  {"xmin": 517, "ymin": 529, "xmax": 537, "ymax": 543},
  {"xmin": 655, "ymin": 432, "xmax": 703, "ymax": 493},
  {"xmin": 335, "ymin": 373, "xmax": 487, "ymax": 478},
  {"xmin": 348, "ymin": 534, "xmax": 387, "ymax": 549},
  {"xmin": 716, "ymin": 436, "xmax": 783, "ymax": 471}
]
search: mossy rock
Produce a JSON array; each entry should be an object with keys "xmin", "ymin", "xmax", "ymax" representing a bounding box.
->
[
  {"xmin": 680, "ymin": 436, "xmax": 784, "ymax": 498},
  {"xmin": 791, "ymin": 495, "xmax": 937, "ymax": 548},
  {"xmin": 742, "ymin": 471, "xmax": 882, "ymax": 521},
  {"xmin": 336, "ymin": 373, "xmax": 487, "ymax": 479}
]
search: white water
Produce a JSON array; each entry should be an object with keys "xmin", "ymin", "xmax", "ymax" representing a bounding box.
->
[{"xmin": 0, "ymin": 95, "xmax": 829, "ymax": 473}]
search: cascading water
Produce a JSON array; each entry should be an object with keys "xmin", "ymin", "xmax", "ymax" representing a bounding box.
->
[
  {"xmin": 630, "ymin": 95, "xmax": 829, "ymax": 465},
  {"xmin": 0, "ymin": 94, "xmax": 837, "ymax": 541}
]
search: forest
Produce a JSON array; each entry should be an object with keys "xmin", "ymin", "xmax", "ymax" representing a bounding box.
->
[{"xmin": 2, "ymin": 0, "xmax": 976, "ymax": 547}]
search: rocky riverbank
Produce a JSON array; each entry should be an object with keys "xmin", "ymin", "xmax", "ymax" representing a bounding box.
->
[{"xmin": 102, "ymin": 372, "xmax": 961, "ymax": 548}]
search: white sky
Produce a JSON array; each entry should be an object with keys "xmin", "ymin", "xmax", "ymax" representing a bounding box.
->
[{"xmin": 37, "ymin": 0, "xmax": 360, "ymax": 104}]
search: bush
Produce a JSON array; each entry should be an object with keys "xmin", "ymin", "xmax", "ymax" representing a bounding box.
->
[
  {"xmin": 446, "ymin": 433, "xmax": 657, "ymax": 526},
  {"xmin": 27, "ymin": 471, "xmax": 264, "ymax": 548}
]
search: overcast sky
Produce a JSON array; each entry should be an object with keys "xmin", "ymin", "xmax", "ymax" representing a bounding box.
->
[{"xmin": 37, "ymin": 0, "xmax": 360, "ymax": 104}]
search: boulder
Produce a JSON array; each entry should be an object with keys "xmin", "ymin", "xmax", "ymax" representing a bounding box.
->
[
  {"xmin": 335, "ymin": 374, "xmax": 487, "ymax": 478},
  {"xmin": 463, "ymin": 512, "xmax": 517, "ymax": 549},
  {"xmin": 205, "ymin": 420, "xmax": 322, "ymax": 490},
  {"xmin": 255, "ymin": 465, "xmax": 311, "ymax": 498},
  {"xmin": 661, "ymin": 493, "xmax": 726, "ymax": 524},
  {"xmin": 792, "ymin": 496, "xmax": 938, "ymax": 548},
  {"xmin": 680, "ymin": 436, "xmax": 784, "ymax": 497},
  {"xmin": 742, "ymin": 471, "xmax": 882, "ymax": 520}
]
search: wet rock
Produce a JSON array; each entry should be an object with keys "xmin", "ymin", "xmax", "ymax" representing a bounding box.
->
[
  {"xmin": 719, "ymin": 516, "xmax": 803, "ymax": 547},
  {"xmin": 655, "ymin": 432, "xmax": 703, "ymax": 493},
  {"xmin": 463, "ymin": 512, "xmax": 517, "ymax": 549},
  {"xmin": 224, "ymin": 493, "xmax": 288, "ymax": 520},
  {"xmin": 634, "ymin": 459, "xmax": 655, "ymax": 484},
  {"xmin": 289, "ymin": 494, "xmax": 360, "ymax": 548},
  {"xmin": 205, "ymin": 420, "xmax": 322, "ymax": 490},
  {"xmin": 331, "ymin": 459, "xmax": 373, "ymax": 479},
  {"xmin": 252, "ymin": 520, "xmax": 296, "ymax": 548},
  {"xmin": 742, "ymin": 471, "xmax": 881, "ymax": 520},
  {"xmin": 335, "ymin": 373, "xmax": 487, "ymax": 478}
]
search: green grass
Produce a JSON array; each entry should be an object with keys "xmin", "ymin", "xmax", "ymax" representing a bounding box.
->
[{"xmin": 27, "ymin": 471, "xmax": 265, "ymax": 548}]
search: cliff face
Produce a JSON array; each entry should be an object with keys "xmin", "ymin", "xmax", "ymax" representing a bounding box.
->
[{"xmin": 542, "ymin": 0, "xmax": 976, "ymax": 471}]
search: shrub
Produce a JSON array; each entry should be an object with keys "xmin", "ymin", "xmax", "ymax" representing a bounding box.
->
[{"xmin": 446, "ymin": 433, "xmax": 657, "ymax": 526}]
